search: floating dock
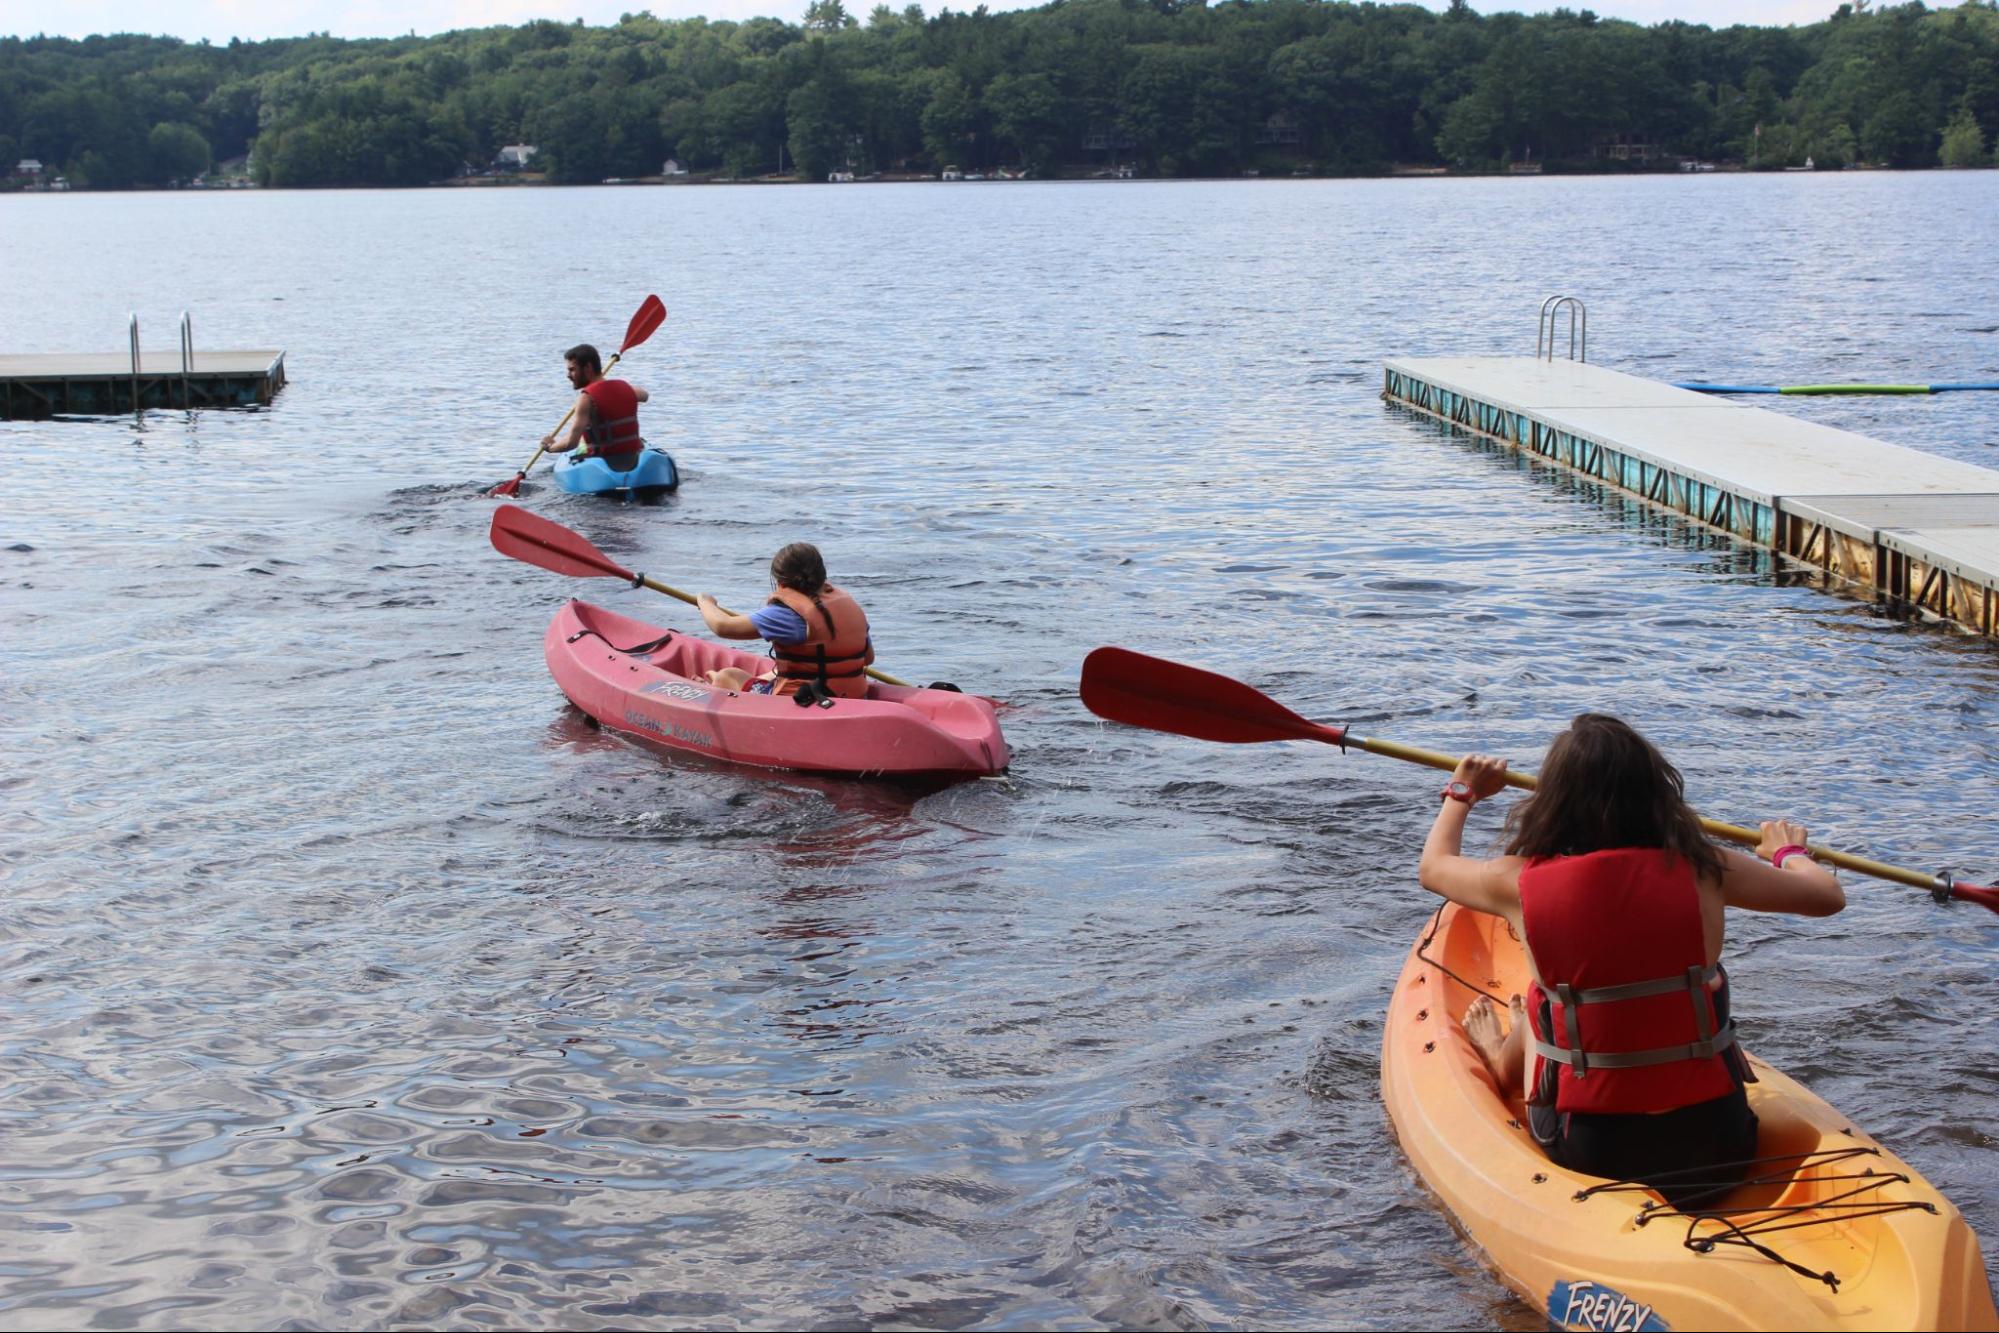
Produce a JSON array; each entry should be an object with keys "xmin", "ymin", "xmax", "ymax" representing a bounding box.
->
[
  {"xmin": 1382, "ymin": 355, "xmax": 1999, "ymax": 638},
  {"xmin": 0, "ymin": 348, "xmax": 286, "ymax": 418}
]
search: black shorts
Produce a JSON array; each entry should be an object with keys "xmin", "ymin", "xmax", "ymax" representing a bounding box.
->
[{"xmin": 1530, "ymin": 1084, "xmax": 1759, "ymax": 1208}]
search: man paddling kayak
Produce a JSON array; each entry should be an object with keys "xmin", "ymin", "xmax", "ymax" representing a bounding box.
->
[
  {"xmin": 1416, "ymin": 714, "xmax": 1844, "ymax": 1203},
  {"xmin": 696, "ymin": 543, "xmax": 875, "ymax": 698},
  {"xmin": 542, "ymin": 343, "xmax": 650, "ymax": 463}
]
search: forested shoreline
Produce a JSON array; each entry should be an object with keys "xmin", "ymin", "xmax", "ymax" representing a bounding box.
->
[{"xmin": 2, "ymin": 0, "xmax": 1996, "ymax": 190}]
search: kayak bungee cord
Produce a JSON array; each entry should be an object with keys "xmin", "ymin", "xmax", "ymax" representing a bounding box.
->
[
  {"xmin": 564, "ymin": 627, "xmax": 676, "ymax": 656},
  {"xmin": 1415, "ymin": 905, "xmax": 1502, "ymax": 1003},
  {"xmin": 1576, "ymin": 1149, "xmax": 1934, "ymax": 1292}
]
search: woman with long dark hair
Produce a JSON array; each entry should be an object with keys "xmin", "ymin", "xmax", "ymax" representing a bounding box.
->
[
  {"xmin": 696, "ymin": 542, "xmax": 875, "ymax": 698},
  {"xmin": 1417, "ymin": 713, "xmax": 1843, "ymax": 1195}
]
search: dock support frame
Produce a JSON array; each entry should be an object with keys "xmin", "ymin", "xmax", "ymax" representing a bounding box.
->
[{"xmin": 1383, "ymin": 364, "xmax": 1999, "ymax": 640}]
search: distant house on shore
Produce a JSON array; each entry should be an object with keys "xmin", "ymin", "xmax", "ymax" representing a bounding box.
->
[
  {"xmin": 1592, "ymin": 133, "xmax": 1659, "ymax": 164},
  {"xmin": 496, "ymin": 144, "xmax": 539, "ymax": 171},
  {"xmin": 13, "ymin": 158, "xmax": 43, "ymax": 181},
  {"xmin": 1256, "ymin": 112, "xmax": 1303, "ymax": 146},
  {"xmin": 662, "ymin": 158, "xmax": 688, "ymax": 177}
]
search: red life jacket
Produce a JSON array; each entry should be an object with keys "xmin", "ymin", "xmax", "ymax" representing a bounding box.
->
[
  {"xmin": 1519, "ymin": 848, "xmax": 1741, "ymax": 1116},
  {"xmin": 768, "ymin": 584, "xmax": 871, "ymax": 699},
  {"xmin": 581, "ymin": 379, "xmax": 643, "ymax": 458}
]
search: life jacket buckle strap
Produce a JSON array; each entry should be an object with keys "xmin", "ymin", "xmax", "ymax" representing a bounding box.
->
[
  {"xmin": 792, "ymin": 680, "xmax": 836, "ymax": 708},
  {"xmin": 1550, "ymin": 962, "xmax": 1721, "ymax": 1006},
  {"xmin": 1533, "ymin": 1022, "xmax": 1737, "ymax": 1070},
  {"xmin": 772, "ymin": 648, "xmax": 870, "ymax": 664},
  {"xmin": 1688, "ymin": 964, "xmax": 1715, "ymax": 1044},
  {"xmin": 1556, "ymin": 983, "xmax": 1587, "ymax": 1078}
]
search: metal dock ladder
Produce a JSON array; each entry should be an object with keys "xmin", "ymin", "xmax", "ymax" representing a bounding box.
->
[{"xmin": 1536, "ymin": 296, "xmax": 1587, "ymax": 363}]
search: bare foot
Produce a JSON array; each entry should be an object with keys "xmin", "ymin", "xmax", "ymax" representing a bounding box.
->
[
  {"xmin": 1465, "ymin": 994, "xmax": 1529, "ymax": 1093},
  {"xmin": 1506, "ymin": 994, "xmax": 1528, "ymax": 1100},
  {"xmin": 1464, "ymin": 996, "xmax": 1508, "ymax": 1076}
]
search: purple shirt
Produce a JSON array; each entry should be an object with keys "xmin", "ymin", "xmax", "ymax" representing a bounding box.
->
[{"xmin": 748, "ymin": 603, "xmax": 809, "ymax": 645}]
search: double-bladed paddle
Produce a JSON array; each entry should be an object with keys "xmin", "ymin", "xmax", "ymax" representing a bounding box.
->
[
  {"xmin": 1078, "ymin": 645, "xmax": 1999, "ymax": 916},
  {"xmin": 490, "ymin": 503, "xmax": 916, "ymax": 688},
  {"xmin": 491, "ymin": 295, "xmax": 668, "ymax": 497}
]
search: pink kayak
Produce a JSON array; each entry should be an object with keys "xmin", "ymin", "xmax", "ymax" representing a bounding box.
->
[{"xmin": 544, "ymin": 600, "xmax": 1009, "ymax": 778}]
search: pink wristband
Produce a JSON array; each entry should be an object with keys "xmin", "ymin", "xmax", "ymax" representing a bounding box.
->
[{"xmin": 1770, "ymin": 843, "xmax": 1809, "ymax": 869}]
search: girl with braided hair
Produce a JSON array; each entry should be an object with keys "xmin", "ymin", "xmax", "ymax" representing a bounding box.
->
[{"xmin": 697, "ymin": 543, "xmax": 875, "ymax": 698}]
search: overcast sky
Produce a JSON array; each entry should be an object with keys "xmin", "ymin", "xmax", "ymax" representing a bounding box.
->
[{"xmin": 1, "ymin": 0, "xmax": 1849, "ymax": 44}]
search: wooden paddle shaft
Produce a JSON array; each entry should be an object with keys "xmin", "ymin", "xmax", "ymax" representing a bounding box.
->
[{"xmin": 1349, "ymin": 732, "xmax": 1949, "ymax": 895}]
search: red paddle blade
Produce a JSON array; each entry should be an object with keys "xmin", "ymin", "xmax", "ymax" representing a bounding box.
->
[
  {"xmin": 1079, "ymin": 646, "xmax": 1347, "ymax": 746},
  {"xmin": 1952, "ymin": 881, "xmax": 1999, "ymax": 916},
  {"xmin": 489, "ymin": 504, "xmax": 632, "ymax": 582},
  {"xmin": 620, "ymin": 295, "xmax": 667, "ymax": 354},
  {"xmin": 489, "ymin": 473, "xmax": 524, "ymax": 498}
]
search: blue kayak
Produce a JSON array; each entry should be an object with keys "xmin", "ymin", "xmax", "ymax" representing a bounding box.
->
[{"xmin": 552, "ymin": 449, "xmax": 679, "ymax": 495}]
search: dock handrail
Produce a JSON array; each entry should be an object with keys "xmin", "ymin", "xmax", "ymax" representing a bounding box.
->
[
  {"xmin": 179, "ymin": 311, "xmax": 194, "ymax": 406},
  {"xmin": 1536, "ymin": 296, "xmax": 1588, "ymax": 363},
  {"xmin": 128, "ymin": 312, "xmax": 141, "ymax": 412}
]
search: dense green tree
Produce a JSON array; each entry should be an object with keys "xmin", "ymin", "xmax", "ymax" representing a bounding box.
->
[
  {"xmin": 4, "ymin": 1, "xmax": 1999, "ymax": 188},
  {"xmin": 1940, "ymin": 102, "xmax": 1991, "ymax": 164},
  {"xmin": 985, "ymin": 71, "xmax": 1063, "ymax": 169},
  {"xmin": 787, "ymin": 73, "xmax": 853, "ymax": 178},
  {"xmin": 804, "ymin": 1, "xmax": 857, "ymax": 34},
  {"xmin": 25, "ymin": 87, "xmax": 144, "ymax": 185},
  {"xmin": 1864, "ymin": 90, "xmax": 1936, "ymax": 165},
  {"xmin": 920, "ymin": 69, "xmax": 973, "ymax": 168},
  {"xmin": 703, "ymin": 78, "xmax": 785, "ymax": 175},
  {"xmin": 1816, "ymin": 121, "xmax": 1860, "ymax": 168},
  {"xmin": 530, "ymin": 91, "xmax": 618, "ymax": 182},
  {"xmin": 147, "ymin": 121, "xmax": 210, "ymax": 179},
  {"xmin": 1119, "ymin": 46, "xmax": 1208, "ymax": 172}
]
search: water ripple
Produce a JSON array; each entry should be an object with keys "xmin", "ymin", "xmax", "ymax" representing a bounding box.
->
[{"xmin": 1, "ymin": 174, "xmax": 1996, "ymax": 1328}]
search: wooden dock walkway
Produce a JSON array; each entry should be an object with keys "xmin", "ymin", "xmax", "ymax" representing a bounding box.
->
[
  {"xmin": 1382, "ymin": 356, "xmax": 1999, "ymax": 639},
  {"xmin": 0, "ymin": 348, "xmax": 286, "ymax": 418}
]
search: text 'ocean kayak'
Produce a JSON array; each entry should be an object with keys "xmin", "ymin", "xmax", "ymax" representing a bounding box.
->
[
  {"xmin": 545, "ymin": 600, "xmax": 1008, "ymax": 778},
  {"xmin": 1381, "ymin": 902, "xmax": 1998, "ymax": 1332},
  {"xmin": 552, "ymin": 448, "xmax": 679, "ymax": 495}
]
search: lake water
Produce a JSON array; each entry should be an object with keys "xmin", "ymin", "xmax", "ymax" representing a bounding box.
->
[{"xmin": 2, "ymin": 174, "xmax": 1996, "ymax": 1330}]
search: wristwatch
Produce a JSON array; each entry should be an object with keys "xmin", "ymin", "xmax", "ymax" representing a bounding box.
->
[{"xmin": 1441, "ymin": 781, "xmax": 1476, "ymax": 804}]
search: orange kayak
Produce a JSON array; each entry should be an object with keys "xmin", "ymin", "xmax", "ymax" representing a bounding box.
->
[{"xmin": 1381, "ymin": 903, "xmax": 1999, "ymax": 1331}]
